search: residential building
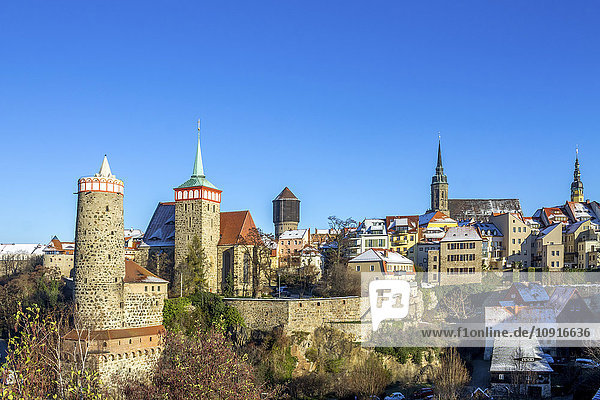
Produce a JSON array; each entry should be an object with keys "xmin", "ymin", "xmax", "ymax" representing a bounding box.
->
[
  {"xmin": 386, "ymin": 215, "xmax": 418, "ymax": 261},
  {"xmin": 534, "ymin": 224, "xmax": 563, "ymax": 270},
  {"xmin": 347, "ymin": 219, "xmax": 388, "ymax": 256},
  {"xmin": 449, "ymin": 199, "xmax": 522, "ymax": 222},
  {"xmin": 43, "ymin": 236, "xmax": 75, "ymax": 278},
  {"xmin": 490, "ymin": 338, "xmax": 553, "ymax": 398},
  {"xmin": 473, "ymin": 222, "xmax": 504, "ymax": 269},
  {"xmin": 427, "ymin": 226, "xmax": 483, "ymax": 285},
  {"xmin": 348, "ymin": 248, "xmax": 414, "ymax": 278},
  {"xmin": 278, "ymin": 229, "xmax": 310, "ymax": 267},
  {"xmin": 489, "ymin": 213, "xmax": 532, "ymax": 269}
]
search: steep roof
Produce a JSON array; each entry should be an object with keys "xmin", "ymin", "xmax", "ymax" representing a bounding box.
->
[
  {"xmin": 124, "ymin": 259, "xmax": 168, "ymax": 284},
  {"xmin": 219, "ymin": 210, "xmax": 257, "ymax": 246},
  {"xmin": 511, "ymin": 282, "xmax": 549, "ymax": 303},
  {"xmin": 177, "ymin": 132, "xmax": 218, "ymax": 189},
  {"xmin": 278, "ymin": 229, "xmax": 309, "ymax": 241},
  {"xmin": 448, "ymin": 199, "xmax": 522, "ymax": 222},
  {"xmin": 141, "ymin": 202, "xmax": 176, "ymax": 248},
  {"xmin": 274, "ymin": 187, "xmax": 298, "ymax": 200},
  {"xmin": 419, "ymin": 211, "xmax": 455, "ymax": 226}
]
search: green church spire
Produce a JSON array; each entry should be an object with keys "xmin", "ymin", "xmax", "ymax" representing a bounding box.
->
[{"xmin": 177, "ymin": 120, "xmax": 218, "ymax": 190}]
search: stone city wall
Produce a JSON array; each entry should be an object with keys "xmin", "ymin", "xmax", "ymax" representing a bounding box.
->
[
  {"xmin": 43, "ymin": 253, "xmax": 74, "ymax": 279},
  {"xmin": 225, "ymin": 297, "xmax": 361, "ymax": 333},
  {"xmin": 123, "ymin": 283, "xmax": 168, "ymax": 328}
]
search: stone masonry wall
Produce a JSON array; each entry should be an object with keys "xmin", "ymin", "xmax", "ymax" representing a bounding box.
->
[
  {"xmin": 175, "ymin": 199, "xmax": 220, "ymax": 292},
  {"xmin": 74, "ymin": 191, "xmax": 125, "ymax": 330},
  {"xmin": 123, "ymin": 283, "xmax": 168, "ymax": 327},
  {"xmin": 43, "ymin": 253, "xmax": 74, "ymax": 279},
  {"xmin": 224, "ymin": 297, "xmax": 361, "ymax": 333}
]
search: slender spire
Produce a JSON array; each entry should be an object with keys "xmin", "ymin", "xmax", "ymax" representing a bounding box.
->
[
  {"xmin": 192, "ymin": 119, "xmax": 205, "ymax": 177},
  {"xmin": 571, "ymin": 146, "xmax": 584, "ymax": 202},
  {"xmin": 96, "ymin": 155, "xmax": 114, "ymax": 178},
  {"xmin": 437, "ymin": 134, "xmax": 443, "ymax": 170}
]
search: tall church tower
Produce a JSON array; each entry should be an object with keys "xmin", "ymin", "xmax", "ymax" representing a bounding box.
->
[
  {"xmin": 273, "ymin": 187, "xmax": 300, "ymax": 238},
  {"xmin": 174, "ymin": 123, "xmax": 221, "ymax": 292},
  {"xmin": 430, "ymin": 139, "xmax": 449, "ymax": 214},
  {"xmin": 571, "ymin": 149, "xmax": 584, "ymax": 202},
  {"xmin": 74, "ymin": 156, "xmax": 125, "ymax": 330}
]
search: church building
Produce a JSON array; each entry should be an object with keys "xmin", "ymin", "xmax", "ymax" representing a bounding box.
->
[
  {"xmin": 139, "ymin": 124, "xmax": 262, "ymax": 295},
  {"xmin": 429, "ymin": 139, "xmax": 523, "ymax": 221}
]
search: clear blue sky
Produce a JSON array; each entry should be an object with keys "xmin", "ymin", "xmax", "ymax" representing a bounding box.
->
[{"xmin": 1, "ymin": 1, "xmax": 599, "ymax": 243}]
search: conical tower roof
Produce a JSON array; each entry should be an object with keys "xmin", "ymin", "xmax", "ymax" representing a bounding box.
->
[
  {"xmin": 274, "ymin": 187, "xmax": 299, "ymax": 200},
  {"xmin": 95, "ymin": 155, "xmax": 115, "ymax": 178}
]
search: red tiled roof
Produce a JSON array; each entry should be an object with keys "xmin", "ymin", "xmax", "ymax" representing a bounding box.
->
[
  {"xmin": 64, "ymin": 325, "xmax": 165, "ymax": 341},
  {"xmin": 219, "ymin": 211, "xmax": 257, "ymax": 246},
  {"xmin": 124, "ymin": 259, "xmax": 168, "ymax": 283}
]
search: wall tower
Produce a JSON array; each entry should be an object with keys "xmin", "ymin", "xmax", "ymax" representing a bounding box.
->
[
  {"xmin": 74, "ymin": 156, "xmax": 125, "ymax": 330},
  {"xmin": 174, "ymin": 123, "xmax": 221, "ymax": 292},
  {"xmin": 273, "ymin": 187, "xmax": 300, "ymax": 238},
  {"xmin": 571, "ymin": 148, "xmax": 584, "ymax": 202},
  {"xmin": 430, "ymin": 139, "xmax": 449, "ymax": 214}
]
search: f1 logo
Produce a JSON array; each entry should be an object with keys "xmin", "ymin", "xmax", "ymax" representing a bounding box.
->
[{"xmin": 369, "ymin": 279, "xmax": 410, "ymax": 331}]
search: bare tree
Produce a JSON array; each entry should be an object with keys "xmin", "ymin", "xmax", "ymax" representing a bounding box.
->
[
  {"xmin": 432, "ymin": 348, "xmax": 470, "ymax": 400},
  {"xmin": 321, "ymin": 216, "xmax": 359, "ymax": 296},
  {"xmin": 238, "ymin": 228, "xmax": 276, "ymax": 298},
  {"xmin": 508, "ymin": 347, "xmax": 539, "ymax": 400},
  {"xmin": 441, "ymin": 287, "xmax": 475, "ymax": 321}
]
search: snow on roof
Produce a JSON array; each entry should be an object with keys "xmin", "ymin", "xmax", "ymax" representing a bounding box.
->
[
  {"xmin": 349, "ymin": 248, "xmax": 413, "ymax": 265},
  {"xmin": 279, "ymin": 229, "xmax": 309, "ymax": 240},
  {"xmin": 440, "ymin": 226, "xmax": 481, "ymax": 242},
  {"xmin": 538, "ymin": 223, "xmax": 561, "ymax": 240},
  {"xmin": 0, "ymin": 243, "xmax": 46, "ymax": 256},
  {"xmin": 564, "ymin": 220, "xmax": 588, "ymax": 235},
  {"xmin": 473, "ymin": 222, "xmax": 503, "ymax": 237},
  {"xmin": 513, "ymin": 282, "xmax": 549, "ymax": 303},
  {"xmin": 490, "ymin": 337, "xmax": 553, "ymax": 373},
  {"xmin": 141, "ymin": 202, "xmax": 176, "ymax": 248}
]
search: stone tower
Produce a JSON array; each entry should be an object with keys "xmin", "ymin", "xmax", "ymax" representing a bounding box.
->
[
  {"xmin": 273, "ymin": 187, "xmax": 300, "ymax": 238},
  {"xmin": 174, "ymin": 126, "xmax": 221, "ymax": 292},
  {"xmin": 74, "ymin": 156, "xmax": 125, "ymax": 330},
  {"xmin": 430, "ymin": 139, "xmax": 449, "ymax": 214},
  {"xmin": 571, "ymin": 149, "xmax": 584, "ymax": 202}
]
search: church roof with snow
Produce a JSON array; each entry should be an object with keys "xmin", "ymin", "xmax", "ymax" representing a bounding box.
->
[{"xmin": 448, "ymin": 198, "xmax": 522, "ymax": 222}]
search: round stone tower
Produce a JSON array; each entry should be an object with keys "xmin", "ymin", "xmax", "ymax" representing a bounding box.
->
[
  {"xmin": 273, "ymin": 187, "xmax": 300, "ymax": 238},
  {"xmin": 74, "ymin": 156, "xmax": 125, "ymax": 330}
]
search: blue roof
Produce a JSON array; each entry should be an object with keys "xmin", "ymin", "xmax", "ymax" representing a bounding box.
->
[{"xmin": 141, "ymin": 202, "xmax": 176, "ymax": 248}]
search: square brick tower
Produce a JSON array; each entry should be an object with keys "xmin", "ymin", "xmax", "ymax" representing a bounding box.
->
[{"xmin": 174, "ymin": 125, "xmax": 221, "ymax": 292}]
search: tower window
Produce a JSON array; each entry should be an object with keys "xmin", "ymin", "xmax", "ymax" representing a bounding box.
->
[{"xmin": 106, "ymin": 206, "xmax": 109, "ymax": 212}]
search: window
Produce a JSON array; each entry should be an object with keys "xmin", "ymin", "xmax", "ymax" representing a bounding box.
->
[
  {"xmin": 370, "ymin": 265, "xmax": 375, "ymax": 271},
  {"xmin": 356, "ymin": 266, "xmax": 361, "ymax": 272},
  {"xmin": 145, "ymin": 286, "xmax": 148, "ymax": 292}
]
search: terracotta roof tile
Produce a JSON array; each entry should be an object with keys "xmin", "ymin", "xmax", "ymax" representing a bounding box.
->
[
  {"xmin": 64, "ymin": 325, "xmax": 165, "ymax": 341},
  {"xmin": 124, "ymin": 259, "xmax": 168, "ymax": 284},
  {"xmin": 219, "ymin": 211, "xmax": 257, "ymax": 246}
]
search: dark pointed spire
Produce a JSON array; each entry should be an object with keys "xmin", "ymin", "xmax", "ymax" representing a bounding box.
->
[
  {"xmin": 571, "ymin": 147, "xmax": 584, "ymax": 202},
  {"xmin": 436, "ymin": 138, "xmax": 443, "ymax": 172}
]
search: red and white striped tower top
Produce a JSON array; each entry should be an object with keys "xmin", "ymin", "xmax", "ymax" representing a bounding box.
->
[{"xmin": 77, "ymin": 155, "xmax": 124, "ymax": 195}]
